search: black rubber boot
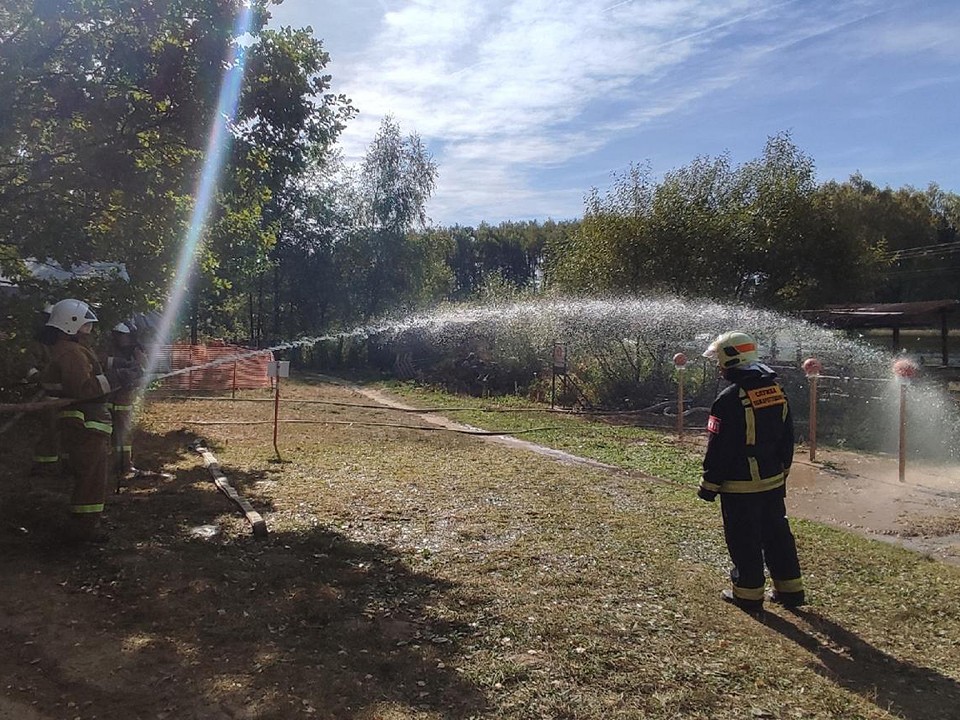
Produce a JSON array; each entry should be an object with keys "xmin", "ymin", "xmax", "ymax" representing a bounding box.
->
[
  {"xmin": 767, "ymin": 590, "xmax": 806, "ymax": 608},
  {"xmin": 721, "ymin": 589, "xmax": 764, "ymax": 614}
]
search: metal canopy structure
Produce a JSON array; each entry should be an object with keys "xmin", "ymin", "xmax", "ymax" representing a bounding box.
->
[{"xmin": 802, "ymin": 299, "xmax": 960, "ymax": 366}]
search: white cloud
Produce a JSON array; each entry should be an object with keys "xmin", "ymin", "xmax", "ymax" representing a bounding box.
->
[{"xmin": 270, "ymin": 0, "xmax": 960, "ymax": 224}]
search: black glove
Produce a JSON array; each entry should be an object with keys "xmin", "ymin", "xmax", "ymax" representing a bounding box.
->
[{"xmin": 697, "ymin": 486, "xmax": 717, "ymax": 502}]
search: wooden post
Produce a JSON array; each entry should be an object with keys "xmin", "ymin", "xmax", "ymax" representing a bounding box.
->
[
  {"xmin": 676, "ymin": 367, "xmax": 685, "ymax": 438},
  {"xmin": 232, "ymin": 360, "xmax": 238, "ymax": 400},
  {"xmin": 267, "ymin": 360, "xmax": 288, "ymax": 463},
  {"xmin": 898, "ymin": 382, "xmax": 907, "ymax": 483},
  {"xmin": 802, "ymin": 358, "xmax": 823, "ymax": 463},
  {"xmin": 941, "ymin": 311, "xmax": 949, "ymax": 367},
  {"xmin": 892, "ymin": 357, "xmax": 917, "ymax": 483},
  {"xmin": 672, "ymin": 353, "xmax": 688, "ymax": 439},
  {"xmin": 808, "ymin": 374, "xmax": 818, "ymax": 462},
  {"xmin": 551, "ymin": 341, "xmax": 566, "ymax": 409},
  {"xmin": 273, "ymin": 372, "xmax": 281, "ymax": 462}
]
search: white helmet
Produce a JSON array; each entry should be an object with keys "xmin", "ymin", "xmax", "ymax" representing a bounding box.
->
[
  {"xmin": 46, "ymin": 299, "xmax": 98, "ymax": 336},
  {"xmin": 703, "ymin": 331, "xmax": 759, "ymax": 370},
  {"xmin": 113, "ymin": 322, "xmax": 131, "ymax": 333}
]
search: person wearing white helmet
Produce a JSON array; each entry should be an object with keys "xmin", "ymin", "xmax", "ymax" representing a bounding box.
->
[
  {"xmin": 39, "ymin": 299, "xmax": 141, "ymax": 543},
  {"xmin": 698, "ymin": 331, "xmax": 805, "ymax": 613},
  {"xmin": 102, "ymin": 321, "xmax": 146, "ymax": 483}
]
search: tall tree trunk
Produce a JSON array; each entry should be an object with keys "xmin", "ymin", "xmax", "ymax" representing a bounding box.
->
[
  {"xmin": 248, "ymin": 291, "xmax": 255, "ymax": 347},
  {"xmin": 190, "ymin": 297, "xmax": 199, "ymax": 346},
  {"xmin": 256, "ymin": 274, "xmax": 264, "ymax": 348},
  {"xmin": 273, "ymin": 259, "xmax": 281, "ymax": 339}
]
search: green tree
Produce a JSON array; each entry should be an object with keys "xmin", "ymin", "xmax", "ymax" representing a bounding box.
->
[
  {"xmin": 546, "ymin": 164, "xmax": 653, "ymax": 293},
  {"xmin": 0, "ymin": 0, "xmax": 263, "ymax": 314},
  {"xmin": 339, "ymin": 116, "xmax": 438, "ymax": 320}
]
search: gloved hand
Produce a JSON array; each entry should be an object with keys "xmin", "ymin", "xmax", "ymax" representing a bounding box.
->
[
  {"xmin": 107, "ymin": 366, "xmax": 142, "ymax": 389},
  {"xmin": 697, "ymin": 486, "xmax": 717, "ymax": 502}
]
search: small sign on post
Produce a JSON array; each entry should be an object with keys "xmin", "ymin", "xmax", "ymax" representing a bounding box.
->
[
  {"xmin": 266, "ymin": 361, "xmax": 290, "ymax": 461},
  {"xmin": 551, "ymin": 342, "xmax": 568, "ymax": 408},
  {"xmin": 266, "ymin": 361, "xmax": 290, "ymax": 378}
]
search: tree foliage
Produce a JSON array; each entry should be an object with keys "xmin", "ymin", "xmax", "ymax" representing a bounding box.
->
[{"xmin": 543, "ymin": 133, "xmax": 930, "ymax": 311}]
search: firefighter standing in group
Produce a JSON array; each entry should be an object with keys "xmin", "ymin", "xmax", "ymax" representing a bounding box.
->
[
  {"xmin": 697, "ymin": 331, "xmax": 805, "ymax": 612},
  {"xmin": 39, "ymin": 299, "xmax": 140, "ymax": 543},
  {"xmin": 23, "ymin": 303, "xmax": 60, "ymax": 476},
  {"xmin": 102, "ymin": 322, "xmax": 145, "ymax": 482}
]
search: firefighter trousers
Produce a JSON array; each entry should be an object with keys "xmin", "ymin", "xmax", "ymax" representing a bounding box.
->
[
  {"xmin": 110, "ymin": 405, "xmax": 134, "ymax": 475},
  {"xmin": 31, "ymin": 406, "xmax": 61, "ymax": 467},
  {"xmin": 60, "ymin": 422, "xmax": 110, "ymax": 519},
  {"xmin": 720, "ymin": 486, "xmax": 803, "ymax": 603}
]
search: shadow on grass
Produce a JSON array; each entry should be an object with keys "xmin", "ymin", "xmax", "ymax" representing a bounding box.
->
[
  {"xmin": 762, "ymin": 608, "xmax": 960, "ymax": 720},
  {"xmin": 0, "ymin": 423, "xmax": 491, "ymax": 719}
]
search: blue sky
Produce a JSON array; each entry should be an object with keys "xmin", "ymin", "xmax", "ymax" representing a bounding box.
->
[{"xmin": 267, "ymin": 0, "xmax": 960, "ymax": 227}]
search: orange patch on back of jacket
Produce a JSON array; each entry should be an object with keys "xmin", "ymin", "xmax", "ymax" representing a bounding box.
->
[{"xmin": 746, "ymin": 385, "xmax": 786, "ymax": 409}]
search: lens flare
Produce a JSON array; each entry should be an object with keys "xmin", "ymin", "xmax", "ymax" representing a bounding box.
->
[{"xmin": 140, "ymin": 3, "xmax": 255, "ymax": 391}]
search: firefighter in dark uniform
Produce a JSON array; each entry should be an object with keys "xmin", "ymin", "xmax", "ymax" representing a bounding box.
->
[
  {"xmin": 697, "ymin": 331, "xmax": 805, "ymax": 612},
  {"xmin": 40, "ymin": 299, "xmax": 140, "ymax": 543},
  {"xmin": 102, "ymin": 322, "xmax": 145, "ymax": 482}
]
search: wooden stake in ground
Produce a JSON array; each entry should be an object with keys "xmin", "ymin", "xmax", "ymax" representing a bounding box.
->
[
  {"xmin": 893, "ymin": 357, "xmax": 918, "ymax": 483},
  {"xmin": 673, "ymin": 353, "xmax": 687, "ymax": 439},
  {"xmin": 267, "ymin": 360, "xmax": 290, "ymax": 463},
  {"xmin": 802, "ymin": 357, "xmax": 823, "ymax": 462}
]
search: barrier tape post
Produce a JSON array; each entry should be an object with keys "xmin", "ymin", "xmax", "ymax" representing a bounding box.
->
[
  {"xmin": 802, "ymin": 358, "xmax": 822, "ymax": 462},
  {"xmin": 267, "ymin": 360, "xmax": 289, "ymax": 462},
  {"xmin": 893, "ymin": 357, "xmax": 918, "ymax": 483}
]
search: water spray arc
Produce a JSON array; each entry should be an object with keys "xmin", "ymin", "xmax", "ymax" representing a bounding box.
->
[{"xmin": 4, "ymin": 297, "xmax": 957, "ymax": 468}]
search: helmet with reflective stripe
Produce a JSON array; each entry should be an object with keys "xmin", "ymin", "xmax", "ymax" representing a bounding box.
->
[
  {"xmin": 703, "ymin": 331, "xmax": 758, "ymax": 369},
  {"xmin": 46, "ymin": 299, "xmax": 98, "ymax": 336}
]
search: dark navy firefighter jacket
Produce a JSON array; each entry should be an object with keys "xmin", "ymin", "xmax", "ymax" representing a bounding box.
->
[{"xmin": 699, "ymin": 364, "xmax": 794, "ymax": 499}]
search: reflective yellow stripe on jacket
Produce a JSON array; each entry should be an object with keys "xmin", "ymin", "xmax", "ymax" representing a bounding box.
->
[{"xmin": 725, "ymin": 387, "xmax": 785, "ymax": 493}]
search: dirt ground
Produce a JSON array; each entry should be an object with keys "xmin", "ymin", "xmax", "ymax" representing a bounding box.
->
[{"xmin": 786, "ymin": 449, "xmax": 960, "ymax": 566}]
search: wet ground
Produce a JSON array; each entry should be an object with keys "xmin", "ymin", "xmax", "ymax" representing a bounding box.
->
[
  {"xmin": 787, "ymin": 450, "xmax": 960, "ymax": 565},
  {"xmin": 359, "ymin": 383, "xmax": 960, "ymax": 566}
]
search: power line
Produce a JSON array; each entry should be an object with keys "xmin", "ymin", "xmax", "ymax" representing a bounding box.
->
[
  {"xmin": 882, "ymin": 240, "xmax": 960, "ymax": 261},
  {"xmin": 881, "ymin": 263, "xmax": 960, "ymax": 277}
]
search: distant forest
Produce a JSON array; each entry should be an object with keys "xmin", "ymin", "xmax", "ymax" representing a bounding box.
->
[{"xmin": 2, "ymin": 0, "xmax": 958, "ymax": 387}]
